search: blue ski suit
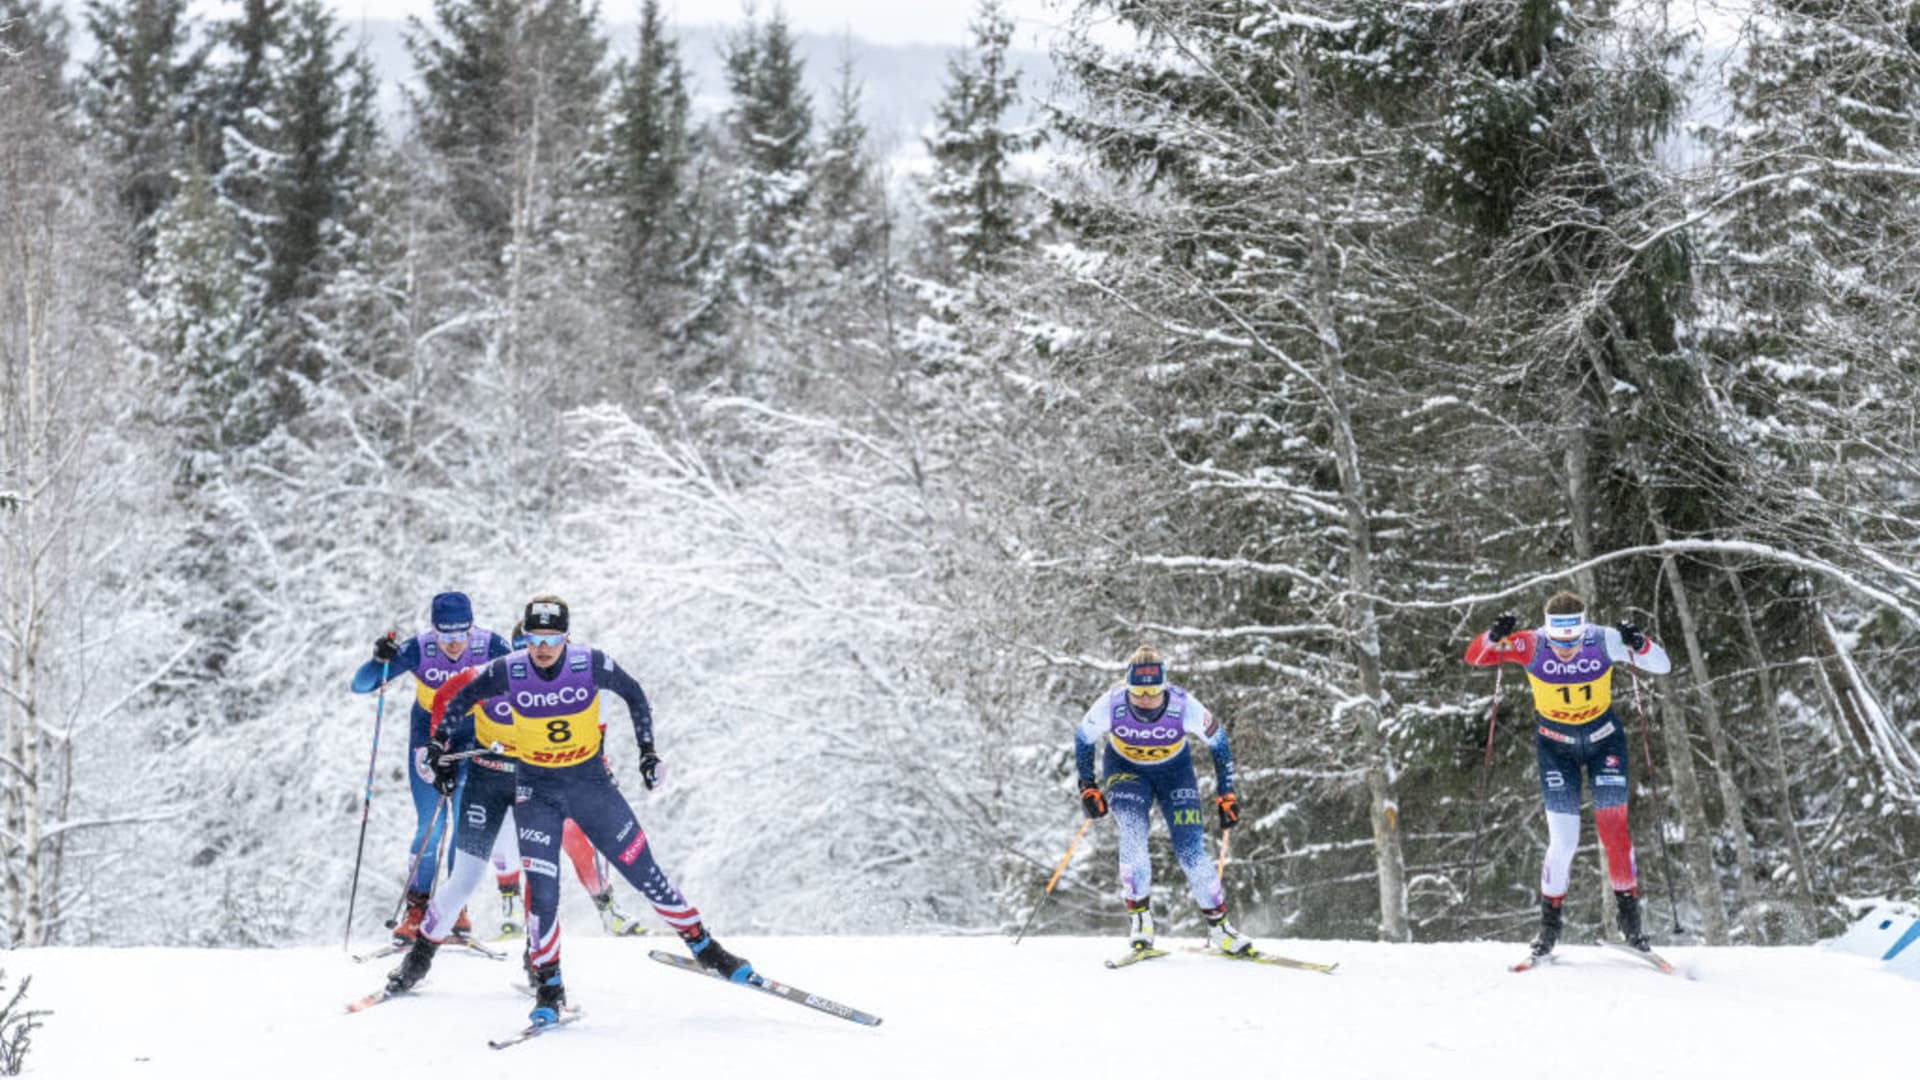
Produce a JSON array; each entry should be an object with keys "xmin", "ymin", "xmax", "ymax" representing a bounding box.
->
[{"xmin": 351, "ymin": 629, "xmax": 511, "ymax": 891}]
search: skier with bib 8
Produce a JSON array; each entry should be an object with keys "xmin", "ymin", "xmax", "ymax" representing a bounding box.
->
[
  {"xmin": 1074, "ymin": 645, "xmax": 1249, "ymax": 957},
  {"xmin": 1464, "ymin": 590, "xmax": 1671, "ymax": 958},
  {"xmin": 396, "ymin": 594, "xmax": 752, "ymax": 1027}
]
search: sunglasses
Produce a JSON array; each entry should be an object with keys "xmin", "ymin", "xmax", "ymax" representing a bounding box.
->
[
  {"xmin": 435, "ymin": 628, "xmax": 470, "ymax": 643},
  {"xmin": 524, "ymin": 632, "xmax": 566, "ymax": 648},
  {"xmin": 1127, "ymin": 684, "xmax": 1166, "ymax": 699}
]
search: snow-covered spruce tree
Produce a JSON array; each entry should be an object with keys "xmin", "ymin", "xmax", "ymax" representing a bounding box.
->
[
  {"xmin": 797, "ymin": 45, "xmax": 885, "ymax": 285},
  {"xmin": 713, "ymin": 5, "xmax": 813, "ymax": 311},
  {"xmin": 1688, "ymin": 0, "xmax": 1920, "ymax": 929},
  {"xmin": 2, "ymin": 32, "xmax": 179, "ymax": 946},
  {"xmin": 405, "ymin": 0, "xmax": 625, "ymax": 504},
  {"xmin": 76, "ymin": 0, "xmax": 210, "ymax": 247},
  {"xmin": 1325, "ymin": 1, "xmax": 1739, "ymax": 942},
  {"xmin": 1039, "ymin": 0, "xmax": 1566, "ymax": 942},
  {"xmin": 602, "ymin": 0, "xmax": 694, "ymax": 315},
  {"xmin": 920, "ymin": 0, "xmax": 1042, "ymax": 279}
]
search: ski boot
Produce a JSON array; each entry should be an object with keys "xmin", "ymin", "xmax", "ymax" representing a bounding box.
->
[
  {"xmin": 1530, "ymin": 894, "xmax": 1564, "ymax": 958},
  {"xmin": 497, "ymin": 881, "xmax": 525, "ymax": 938},
  {"xmin": 682, "ymin": 924, "xmax": 755, "ymax": 984},
  {"xmin": 1202, "ymin": 906, "xmax": 1255, "ymax": 957},
  {"xmin": 593, "ymin": 889, "xmax": 645, "ymax": 936},
  {"xmin": 451, "ymin": 906, "xmax": 473, "ymax": 940},
  {"xmin": 1615, "ymin": 888, "xmax": 1650, "ymax": 952},
  {"xmin": 390, "ymin": 889, "xmax": 430, "ymax": 945},
  {"xmin": 1125, "ymin": 896, "xmax": 1155, "ymax": 952},
  {"xmin": 385, "ymin": 936, "xmax": 439, "ymax": 995},
  {"xmin": 529, "ymin": 961, "xmax": 566, "ymax": 1026}
]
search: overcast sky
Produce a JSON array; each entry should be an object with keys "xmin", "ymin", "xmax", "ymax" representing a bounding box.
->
[{"xmin": 322, "ymin": 0, "xmax": 1066, "ymax": 47}]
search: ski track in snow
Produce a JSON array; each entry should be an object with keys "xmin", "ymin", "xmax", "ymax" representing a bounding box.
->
[{"xmin": 15, "ymin": 936, "xmax": 1913, "ymax": 1079}]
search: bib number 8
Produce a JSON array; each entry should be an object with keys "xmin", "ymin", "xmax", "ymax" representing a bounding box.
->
[{"xmin": 546, "ymin": 719, "xmax": 573, "ymax": 744}]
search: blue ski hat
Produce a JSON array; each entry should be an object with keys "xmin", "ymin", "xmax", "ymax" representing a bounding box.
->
[
  {"xmin": 1124, "ymin": 645, "xmax": 1167, "ymax": 697},
  {"xmin": 431, "ymin": 591, "xmax": 473, "ymax": 633}
]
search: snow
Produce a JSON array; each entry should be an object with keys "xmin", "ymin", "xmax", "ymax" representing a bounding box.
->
[{"xmin": 13, "ymin": 936, "xmax": 1919, "ymax": 1078}]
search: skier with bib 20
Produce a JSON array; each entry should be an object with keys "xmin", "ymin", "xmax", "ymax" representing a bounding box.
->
[
  {"xmin": 1464, "ymin": 590, "xmax": 1671, "ymax": 958},
  {"xmin": 1074, "ymin": 645, "xmax": 1249, "ymax": 957}
]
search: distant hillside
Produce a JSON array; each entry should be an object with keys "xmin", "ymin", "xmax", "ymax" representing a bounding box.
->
[{"xmin": 339, "ymin": 18, "xmax": 1057, "ymax": 148}]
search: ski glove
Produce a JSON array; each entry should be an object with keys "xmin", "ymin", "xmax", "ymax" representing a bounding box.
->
[
  {"xmin": 1217, "ymin": 792, "xmax": 1240, "ymax": 831},
  {"xmin": 638, "ymin": 744, "xmax": 663, "ymax": 791},
  {"xmin": 1616, "ymin": 621, "xmax": 1646, "ymax": 651},
  {"xmin": 425, "ymin": 736, "xmax": 459, "ymax": 796},
  {"xmin": 1080, "ymin": 781, "xmax": 1108, "ymax": 820},
  {"xmin": 373, "ymin": 632, "xmax": 401, "ymax": 663},
  {"xmin": 1487, "ymin": 613, "xmax": 1518, "ymax": 643}
]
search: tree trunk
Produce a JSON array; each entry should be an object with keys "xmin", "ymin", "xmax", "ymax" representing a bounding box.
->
[
  {"xmin": 1724, "ymin": 567, "xmax": 1819, "ymax": 920},
  {"xmin": 1650, "ymin": 516, "xmax": 1754, "ymax": 909},
  {"xmin": 1311, "ymin": 221, "xmax": 1409, "ymax": 942}
]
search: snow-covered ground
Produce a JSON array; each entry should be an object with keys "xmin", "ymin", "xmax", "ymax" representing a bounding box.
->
[{"xmin": 13, "ymin": 935, "xmax": 1916, "ymax": 1079}]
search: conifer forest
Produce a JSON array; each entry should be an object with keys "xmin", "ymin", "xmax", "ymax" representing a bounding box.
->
[{"xmin": 4, "ymin": 0, "xmax": 1920, "ymax": 950}]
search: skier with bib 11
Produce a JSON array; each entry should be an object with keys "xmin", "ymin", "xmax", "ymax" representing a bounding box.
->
[
  {"xmin": 387, "ymin": 594, "xmax": 752, "ymax": 1027},
  {"xmin": 1464, "ymin": 590, "xmax": 1671, "ymax": 958},
  {"xmin": 1074, "ymin": 645, "xmax": 1250, "ymax": 957},
  {"xmin": 349, "ymin": 591, "xmax": 512, "ymax": 943}
]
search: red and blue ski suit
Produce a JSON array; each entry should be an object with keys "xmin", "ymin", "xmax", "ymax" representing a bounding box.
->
[{"xmin": 1464, "ymin": 623, "xmax": 1670, "ymax": 899}]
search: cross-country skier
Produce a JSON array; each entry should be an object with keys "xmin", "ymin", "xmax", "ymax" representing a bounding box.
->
[
  {"xmin": 385, "ymin": 594, "xmax": 752, "ymax": 1026},
  {"xmin": 350, "ymin": 591, "xmax": 512, "ymax": 943},
  {"xmin": 1074, "ymin": 645, "xmax": 1251, "ymax": 957},
  {"xmin": 464, "ymin": 622, "xmax": 644, "ymax": 941},
  {"xmin": 1464, "ymin": 589, "xmax": 1672, "ymax": 957}
]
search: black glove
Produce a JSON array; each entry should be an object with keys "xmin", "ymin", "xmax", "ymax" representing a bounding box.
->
[
  {"xmin": 1217, "ymin": 792, "xmax": 1240, "ymax": 831},
  {"xmin": 638, "ymin": 743, "xmax": 663, "ymax": 791},
  {"xmin": 1616, "ymin": 620, "xmax": 1646, "ymax": 651},
  {"xmin": 1487, "ymin": 613, "xmax": 1518, "ymax": 643},
  {"xmin": 373, "ymin": 632, "xmax": 400, "ymax": 663},
  {"xmin": 1080, "ymin": 781, "xmax": 1108, "ymax": 819},
  {"xmin": 426, "ymin": 736, "xmax": 458, "ymax": 796}
]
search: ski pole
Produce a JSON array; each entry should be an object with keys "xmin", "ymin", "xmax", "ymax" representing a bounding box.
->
[
  {"xmin": 1462, "ymin": 663, "xmax": 1503, "ymax": 917},
  {"xmin": 388, "ymin": 793, "xmax": 450, "ymax": 932},
  {"xmin": 1014, "ymin": 817, "xmax": 1093, "ymax": 945},
  {"xmin": 1628, "ymin": 665, "xmax": 1684, "ymax": 934},
  {"xmin": 344, "ymin": 657, "xmax": 391, "ymax": 951}
]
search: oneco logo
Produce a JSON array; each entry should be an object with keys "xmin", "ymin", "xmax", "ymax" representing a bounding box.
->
[
  {"xmin": 1114, "ymin": 724, "xmax": 1181, "ymax": 741},
  {"xmin": 1540, "ymin": 658, "xmax": 1603, "ymax": 676},
  {"xmin": 516, "ymin": 686, "xmax": 590, "ymax": 708}
]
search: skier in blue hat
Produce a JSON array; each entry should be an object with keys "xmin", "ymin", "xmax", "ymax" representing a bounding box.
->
[{"xmin": 350, "ymin": 590, "xmax": 513, "ymax": 943}]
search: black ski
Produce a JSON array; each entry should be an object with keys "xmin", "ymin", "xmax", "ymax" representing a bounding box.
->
[
  {"xmin": 646, "ymin": 949, "xmax": 883, "ymax": 1027},
  {"xmin": 488, "ymin": 1006, "xmax": 584, "ymax": 1049}
]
